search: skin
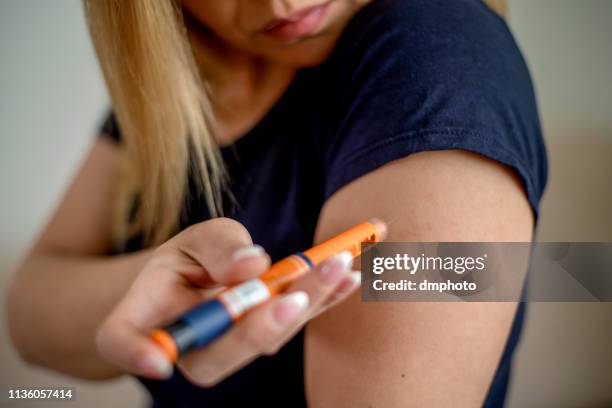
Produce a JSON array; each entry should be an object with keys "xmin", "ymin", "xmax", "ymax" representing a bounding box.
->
[
  {"xmin": 7, "ymin": 0, "xmax": 534, "ymax": 406},
  {"xmin": 183, "ymin": 0, "xmax": 372, "ymax": 142}
]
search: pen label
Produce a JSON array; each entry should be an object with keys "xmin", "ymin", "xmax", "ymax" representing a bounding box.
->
[{"xmin": 219, "ymin": 279, "xmax": 270, "ymax": 319}]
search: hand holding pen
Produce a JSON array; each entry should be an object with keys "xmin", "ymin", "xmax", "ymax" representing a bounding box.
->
[{"xmin": 95, "ymin": 218, "xmax": 386, "ymax": 387}]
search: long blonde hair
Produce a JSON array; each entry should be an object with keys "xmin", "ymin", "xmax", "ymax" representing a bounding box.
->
[
  {"xmin": 84, "ymin": 0, "xmax": 506, "ymax": 247},
  {"xmin": 85, "ymin": 0, "xmax": 224, "ymax": 246}
]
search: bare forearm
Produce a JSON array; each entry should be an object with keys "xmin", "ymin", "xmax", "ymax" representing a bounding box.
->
[{"xmin": 7, "ymin": 250, "xmax": 152, "ymax": 379}]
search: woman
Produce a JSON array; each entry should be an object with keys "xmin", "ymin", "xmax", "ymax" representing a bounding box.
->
[{"xmin": 7, "ymin": 0, "xmax": 547, "ymax": 406}]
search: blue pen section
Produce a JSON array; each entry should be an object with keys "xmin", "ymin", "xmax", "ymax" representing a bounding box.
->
[
  {"xmin": 294, "ymin": 252, "xmax": 314, "ymax": 268},
  {"xmin": 168, "ymin": 252, "xmax": 311, "ymax": 355},
  {"xmin": 180, "ymin": 298, "xmax": 233, "ymax": 349}
]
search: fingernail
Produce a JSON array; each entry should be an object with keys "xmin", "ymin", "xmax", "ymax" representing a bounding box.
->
[
  {"xmin": 319, "ymin": 251, "xmax": 353, "ymax": 285},
  {"xmin": 273, "ymin": 291, "xmax": 309, "ymax": 326},
  {"xmin": 232, "ymin": 245, "xmax": 264, "ymax": 261},
  {"xmin": 336, "ymin": 271, "xmax": 362, "ymax": 294},
  {"xmin": 369, "ymin": 218, "xmax": 388, "ymax": 240},
  {"xmin": 141, "ymin": 353, "xmax": 173, "ymax": 379}
]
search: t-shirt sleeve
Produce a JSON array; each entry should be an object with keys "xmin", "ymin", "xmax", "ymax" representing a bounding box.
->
[
  {"xmin": 98, "ymin": 111, "xmax": 122, "ymax": 143},
  {"xmin": 322, "ymin": 0, "xmax": 548, "ymax": 216}
]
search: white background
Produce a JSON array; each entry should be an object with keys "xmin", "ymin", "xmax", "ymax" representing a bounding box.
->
[{"xmin": 1, "ymin": 1, "xmax": 611, "ymax": 406}]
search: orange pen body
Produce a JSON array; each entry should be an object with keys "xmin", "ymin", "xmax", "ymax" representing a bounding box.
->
[
  {"xmin": 260, "ymin": 220, "xmax": 384, "ymax": 294},
  {"xmin": 150, "ymin": 219, "xmax": 386, "ymax": 362}
]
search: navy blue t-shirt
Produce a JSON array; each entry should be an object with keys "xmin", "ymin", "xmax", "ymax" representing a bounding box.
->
[{"xmin": 101, "ymin": 0, "xmax": 547, "ymax": 406}]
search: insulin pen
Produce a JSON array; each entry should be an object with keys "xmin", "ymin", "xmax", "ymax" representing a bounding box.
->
[{"xmin": 149, "ymin": 219, "xmax": 387, "ymax": 362}]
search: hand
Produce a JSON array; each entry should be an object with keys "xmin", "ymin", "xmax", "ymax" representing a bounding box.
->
[{"xmin": 96, "ymin": 218, "xmax": 361, "ymax": 387}]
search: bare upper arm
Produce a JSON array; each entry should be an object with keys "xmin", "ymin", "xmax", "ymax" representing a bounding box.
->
[
  {"xmin": 33, "ymin": 137, "xmax": 120, "ymax": 256},
  {"xmin": 305, "ymin": 150, "xmax": 533, "ymax": 407}
]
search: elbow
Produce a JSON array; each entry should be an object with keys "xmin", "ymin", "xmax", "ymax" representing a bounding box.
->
[
  {"xmin": 6, "ymin": 274, "xmax": 121, "ymax": 381},
  {"xmin": 5, "ymin": 276, "xmax": 42, "ymax": 366}
]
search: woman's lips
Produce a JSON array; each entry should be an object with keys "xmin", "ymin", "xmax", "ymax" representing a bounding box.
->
[{"xmin": 261, "ymin": 3, "xmax": 331, "ymax": 42}]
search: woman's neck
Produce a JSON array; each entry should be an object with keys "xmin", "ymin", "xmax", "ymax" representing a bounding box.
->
[{"xmin": 187, "ymin": 21, "xmax": 297, "ymax": 145}]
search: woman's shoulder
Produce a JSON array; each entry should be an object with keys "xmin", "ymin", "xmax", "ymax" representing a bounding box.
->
[
  {"xmin": 344, "ymin": 0, "xmax": 514, "ymax": 48},
  {"xmin": 318, "ymin": 0, "xmax": 548, "ymax": 215},
  {"xmin": 333, "ymin": 0, "xmax": 530, "ymax": 88},
  {"xmin": 323, "ymin": 0, "xmax": 541, "ymax": 141},
  {"xmin": 322, "ymin": 0, "xmax": 540, "ymax": 135},
  {"xmin": 352, "ymin": 0, "xmax": 508, "ymax": 32}
]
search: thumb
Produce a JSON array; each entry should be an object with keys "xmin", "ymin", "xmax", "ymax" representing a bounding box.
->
[
  {"xmin": 169, "ymin": 218, "xmax": 270, "ymax": 285},
  {"xmin": 220, "ymin": 244, "xmax": 271, "ymax": 284}
]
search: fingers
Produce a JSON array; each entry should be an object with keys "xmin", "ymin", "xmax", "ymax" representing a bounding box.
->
[
  {"xmin": 287, "ymin": 251, "xmax": 354, "ymax": 314},
  {"xmin": 269, "ymin": 261, "xmax": 361, "ymax": 348},
  {"xmin": 221, "ymin": 245, "xmax": 270, "ymax": 284},
  {"xmin": 176, "ymin": 253, "xmax": 357, "ymax": 387},
  {"xmin": 100, "ymin": 244, "xmax": 360, "ymax": 385},
  {"xmin": 96, "ymin": 218, "xmax": 272, "ymax": 381},
  {"xmin": 314, "ymin": 270, "xmax": 361, "ymax": 318},
  {"xmin": 249, "ymin": 253, "xmax": 359, "ymax": 350},
  {"xmin": 164, "ymin": 218, "xmax": 270, "ymax": 286},
  {"xmin": 178, "ymin": 290, "xmax": 310, "ymax": 386}
]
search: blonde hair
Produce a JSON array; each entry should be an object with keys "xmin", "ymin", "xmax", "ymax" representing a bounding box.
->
[
  {"xmin": 84, "ymin": 0, "xmax": 506, "ymax": 247},
  {"xmin": 85, "ymin": 0, "xmax": 225, "ymax": 246},
  {"xmin": 484, "ymin": 0, "xmax": 507, "ymax": 16}
]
